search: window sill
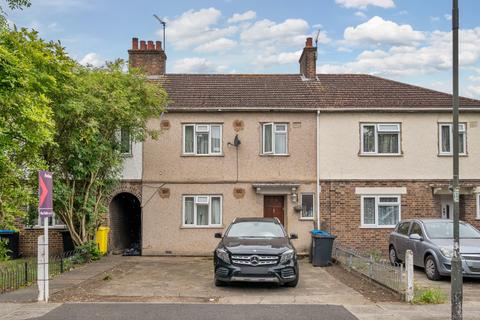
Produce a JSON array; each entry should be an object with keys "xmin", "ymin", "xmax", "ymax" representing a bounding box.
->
[
  {"xmin": 437, "ymin": 154, "xmax": 468, "ymax": 157},
  {"xmin": 28, "ymin": 225, "xmax": 68, "ymax": 230},
  {"xmin": 181, "ymin": 154, "xmax": 224, "ymax": 157},
  {"xmin": 180, "ymin": 226, "xmax": 224, "ymax": 229},
  {"xmin": 259, "ymin": 154, "xmax": 290, "ymax": 157},
  {"xmin": 121, "ymin": 153, "xmax": 133, "ymax": 158},
  {"xmin": 299, "ymin": 217, "xmax": 315, "ymax": 221},
  {"xmin": 358, "ymin": 153, "xmax": 403, "ymax": 157},
  {"xmin": 359, "ymin": 225, "xmax": 396, "ymax": 229}
]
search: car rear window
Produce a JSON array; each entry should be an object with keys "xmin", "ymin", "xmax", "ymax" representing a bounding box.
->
[
  {"xmin": 226, "ymin": 221, "xmax": 286, "ymax": 238},
  {"xmin": 397, "ymin": 222, "xmax": 410, "ymax": 235}
]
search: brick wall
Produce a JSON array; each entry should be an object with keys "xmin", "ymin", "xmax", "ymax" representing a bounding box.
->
[
  {"xmin": 320, "ymin": 180, "xmax": 480, "ymax": 255},
  {"xmin": 19, "ymin": 228, "xmax": 65, "ymax": 257}
]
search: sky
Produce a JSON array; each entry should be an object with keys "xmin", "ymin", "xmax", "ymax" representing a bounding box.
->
[{"xmin": 3, "ymin": 0, "xmax": 480, "ymax": 98}]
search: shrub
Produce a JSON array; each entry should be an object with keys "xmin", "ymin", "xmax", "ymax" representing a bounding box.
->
[
  {"xmin": 412, "ymin": 287, "xmax": 447, "ymax": 304},
  {"xmin": 0, "ymin": 239, "xmax": 11, "ymax": 262},
  {"xmin": 75, "ymin": 241, "xmax": 101, "ymax": 263}
]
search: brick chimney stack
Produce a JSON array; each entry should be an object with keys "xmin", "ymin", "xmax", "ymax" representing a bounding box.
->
[
  {"xmin": 299, "ymin": 37, "xmax": 317, "ymax": 80},
  {"xmin": 128, "ymin": 37, "xmax": 167, "ymax": 76}
]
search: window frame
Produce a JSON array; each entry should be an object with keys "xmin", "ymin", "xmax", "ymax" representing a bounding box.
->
[
  {"xmin": 300, "ymin": 193, "xmax": 315, "ymax": 220},
  {"xmin": 360, "ymin": 123, "xmax": 401, "ymax": 156},
  {"xmin": 182, "ymin": 123, "xmax": 223, "ymax": 156},
  {"xmin": 476, "ymin": 193, "xmax": 480, "ymax": 220},
  {"xmin": 182, "ymin": 195, "xmax": 223, "ymax": 228},
  {"xmin": 360, "ymin": 195, "xmax": 401, "ymax": 228},
  {"xmin": 438, "ymin": 122, "xmax": 467, "ymax": 156},
  {"xmin": 36, "ymin": 214, "xmax": 66, "ymax": 229},
  {"xmin": 262, "ymin": 122, "xmax": 288, "ymax": 155}
]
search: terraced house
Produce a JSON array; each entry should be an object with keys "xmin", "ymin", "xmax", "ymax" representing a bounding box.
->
[{"xmin": 108, "ymin": 37, "xmax": 480, "ymax": 256}]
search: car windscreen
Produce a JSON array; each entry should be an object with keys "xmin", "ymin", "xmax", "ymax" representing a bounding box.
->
[
  {"xmin": 226, "ymin": 221, "xmax": 285, "ymax": 238},
  {"xmin": 424, "ymin": 221, "xmax": 480, "ymax": 239}
]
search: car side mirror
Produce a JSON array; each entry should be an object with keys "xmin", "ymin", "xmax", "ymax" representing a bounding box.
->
[
  {"xmin": 409, "ymin": 233, "xmax": 423, "ymax": 241},
  {"xmin": 214, "ymin": 232, "xmax": 222, "ymax": 239},
  {"xmin": 290, "ymin": 233, "xmax": 298, "ymax": 239}
]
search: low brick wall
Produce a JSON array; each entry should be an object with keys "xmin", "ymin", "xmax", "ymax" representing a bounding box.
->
[
  {"xmin": 19, "ymin": 228, "xmax": 66, "ymax": 257},
  {"xmin": 320, "ymin": 180, "xmax": 480, "ymax": 255}
]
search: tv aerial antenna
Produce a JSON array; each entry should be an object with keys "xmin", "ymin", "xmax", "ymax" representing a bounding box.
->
[{"xmin": 153, "ymin": 14, "xmax": 166, "ymax": 52}]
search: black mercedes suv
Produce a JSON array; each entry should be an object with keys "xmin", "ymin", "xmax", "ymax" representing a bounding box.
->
[{"xmin": 213, "ymin": 217, "xmax": 299, "ymax": 287}]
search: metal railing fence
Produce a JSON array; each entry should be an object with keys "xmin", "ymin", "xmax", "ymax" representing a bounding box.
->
[
  {"xmin": 0, "ymin": 249, "xmax": 87, "ymax": 294},
  {"xmin": 333, "ymin": 245, "xmax": 406, "ymax": 295}
]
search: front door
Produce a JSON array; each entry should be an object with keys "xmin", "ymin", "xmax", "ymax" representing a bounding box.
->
[
  {"xmin": 441, "ymin": 198, "xmax": 453, "ymax": 219},
  {"xmin": 264, "ymin": 196, "xmax": 285, "ymax": 225}
]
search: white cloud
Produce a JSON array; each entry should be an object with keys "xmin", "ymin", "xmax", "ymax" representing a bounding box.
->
[
  {"xmin": 79, "ymin": 52, "xmax": 104, "ymax": 67},
  {"xmin": 194, "ymin": 38, "xmax": 237, "ymax": 53},
  {"xmin": 444, "ymin": 14, "xmax": 452, "ymax": 21},
  {"xmin": 228, "ymin": 10, "xmax": 256, "ymax": 23},
  {"xmin": 336, "ymin": 0, "xmax": 395, "ymax": 10},
  {"xmin": 163, "ymin": 8, "xmax": 237, "ymax": 50},
  {"xmin": 320, "ymin": 28, "xmax": 480, "ymax": 77},
  {"xmin": 465, "ymin": 85, "xmax": 480, "ymax": 98},
  {"xmin": 172, "ymin": 57, "xmax": 226, "ymax": 73},
  {"xmin": 344, "ymin": 16, "xmax": 425, "ymax": 46},
  {"xmin": 355, "ymin": 11, "xmax": 367, "ymax": 19},
  {"xmin": 254, "ymin": 50, "xmax": 303, "ymax": 68}
]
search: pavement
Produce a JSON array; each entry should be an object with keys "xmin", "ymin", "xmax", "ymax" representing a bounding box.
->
[{"xmin": 0, "ymin": 255, "xmax": 479, "ymax": 320}]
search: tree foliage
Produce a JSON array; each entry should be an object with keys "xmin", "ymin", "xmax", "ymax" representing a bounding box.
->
[{"xmin": 0, "ymin": 0, "xmax": 31, "ymax": 28}]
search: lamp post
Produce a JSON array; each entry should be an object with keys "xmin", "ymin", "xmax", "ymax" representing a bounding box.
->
[{"xmin": 451, "ymin": 1, "xmax": 463, "ymax": 319}]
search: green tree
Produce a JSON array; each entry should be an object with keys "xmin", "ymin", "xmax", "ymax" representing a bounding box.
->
[
  {"xmin": 0, "ymin": 28, "xmax": 73, "ymax": 229},
  {"xmin": 0, "ymin": 0, "xmax": 31, "ymax": 28},
  {"xmin": 46, "ymin": 61, "xmax": 167, "ymax": 246}
]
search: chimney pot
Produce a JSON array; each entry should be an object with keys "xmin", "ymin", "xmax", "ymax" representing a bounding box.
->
[
  {"xmin": 140, "ymin": 40, "xmax": 147, "ymax": 50},
  {"xmin": 155, "ymin": 41, "xmax": 162, "ymax": 51},
  {"xmin": 132, "ymin": 37, "xmax": 139, "ymax": 50},
  {"xmin": 147, "ymin": 40, "xmax": 154, "ymax": 50},
  {"xmin": 306, "ymin": 37, "xmax": 313, "ymax": 48}
]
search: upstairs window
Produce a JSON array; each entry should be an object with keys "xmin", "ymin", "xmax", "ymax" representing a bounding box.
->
[
  {"xmin": 439, "ymin": 123, "xmax": 466, "ymax": 155},
  {"xmin": 262, "ymin": 123, "xmax": 288, "ymax": 155},
  {"xmin": 361, "ymin": 123, "xmax": 400, "ymax": 155},
  {"xmin": 120, "ymin": 128, "xmax": 131, "ymax": 154},
  {"xmin": 183, "ymin": 124, "xmax": 222, "ymax": 155}
]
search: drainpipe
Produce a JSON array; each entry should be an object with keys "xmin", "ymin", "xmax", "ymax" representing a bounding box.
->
[{"xmin": 316, "ymin": 110, "xmax": 321, "ymax": 229}]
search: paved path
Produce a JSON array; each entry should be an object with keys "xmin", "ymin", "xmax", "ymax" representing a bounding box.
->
[
  {"xmin": 31, "ymin": 303, "xmax": 358, "ymax": 320},
  {"xmin": 0, "ymin": 256, "xmax": 122, "ymax": 303}
]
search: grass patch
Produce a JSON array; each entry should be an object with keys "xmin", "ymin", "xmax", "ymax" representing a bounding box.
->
[{"xmin": 412, "ymin": 287, "xmax": 447, "ymax": 304}]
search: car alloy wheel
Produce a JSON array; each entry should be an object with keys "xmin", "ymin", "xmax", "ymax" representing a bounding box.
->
[
  {"xmin": 425, "ymin": 256, "xmax": 440, "ymax": 281},
  {"xmin": 389, "ymin": 247, "xmax": 399, "ymax": 265}
]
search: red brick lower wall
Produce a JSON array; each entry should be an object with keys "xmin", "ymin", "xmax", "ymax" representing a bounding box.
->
[
  {"xmin": 319, "ymin": 180, "xmax": 480, "ymax": 256},
  {"xmin": 19, "ymin": 228, "xmax": 65, "ymax": 257}
]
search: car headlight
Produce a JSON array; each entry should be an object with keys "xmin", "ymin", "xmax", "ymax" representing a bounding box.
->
[
  {"xmin": 440, "ymin": 247, "xmax": 453, "ymax": 258},
  {"xmin": 216, "ymin": 248, "xmax": 230, "ymax": 264},
  {"xmin": 280, "ymin": 249, "xmax": 295, "ymax": 264}
]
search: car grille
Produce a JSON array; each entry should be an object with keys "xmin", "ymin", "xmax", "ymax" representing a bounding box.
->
[
  {"xmin": 281, "ymin": 268, "xmax": 296, "ymax": 279},
  {"xmin": 231, "ymin": 255, "xmax": 278, "ymax": 266},
  {"xmin": 463, "ymin": 255, "xmax": 480, "ymax": 261},
  {"xmin": 469, "ymin": 267, "xmax": 480, "ymax": 273}
]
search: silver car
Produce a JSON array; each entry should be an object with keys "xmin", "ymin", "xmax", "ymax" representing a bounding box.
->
[{"xmin": 389, "ymin": 219, "xmax": 480, "ymax": 280}]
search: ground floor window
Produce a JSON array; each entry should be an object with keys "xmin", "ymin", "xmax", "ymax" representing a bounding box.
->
[
  {"xmin": 361, "ymin": 195, "xmax": 400, "ymax": 228},
  {"xmin": 183, "ymin": 195, "xmax": 222, "ymax": 227},
  {"xmin": 301, "ymin": 193, "xmax": 314, "ymax": 219}
]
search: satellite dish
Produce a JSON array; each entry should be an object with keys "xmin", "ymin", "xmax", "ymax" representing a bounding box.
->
[{"xmin": 233, "ymin": 135, "xmax": 241, "ymax": 147}]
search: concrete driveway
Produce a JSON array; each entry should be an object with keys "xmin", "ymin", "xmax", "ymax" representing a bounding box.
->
[{"xmin": 53, "ymin": 256, "xmax": 369, "ymax": 305}]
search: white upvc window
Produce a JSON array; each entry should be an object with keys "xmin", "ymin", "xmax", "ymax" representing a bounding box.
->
[
  {"xmin": 301, "ymin": 193, "xmax": 315, "ymax": 219},
  {"xmin": 183, "ymin": 124, "xmax": 222, "ymax": 155},
  {"xmin": 262, "ymin": 123, "xmax": 288, "ymax": 155},
  {"xmin": 183, "ymin": 195, "xmax": 222, "ymax": 227},
  {"xmin": 36, "ymin": 214, "xmax": 66, "ymax": 229},
  {"xmin": 361, "ymin": 195, "xmax": 401, "ymax": 228},
  {"xmin": 361, "ymin": 123, "xmax": 401, "ymax": 155},
  {"xmin": 439, "ymin": 123, "xmax": 466, "ymax": 155}
]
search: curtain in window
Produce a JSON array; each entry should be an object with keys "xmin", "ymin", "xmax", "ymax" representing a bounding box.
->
[
  {"xmin": 196, "ymin": 133, "xmax": 209, "ymax": 154},
  {"xmin": 197, "ymin": 204, "xmax": 208, "ymax": 225},
  {"xmin": 363, "ymin": 197, "xmax": 376, "ymax": 225},
  {"xmin": 275, "ymin": 132, "xmax": 287, "ymax": 154},
  {"xmin": 184, "ymin": 197, "xmax": 194, "ymax": 225},
  {"xmin": 184, "ymin": 126, "xmax": 194, "ymax": 153},
  {"xmin": 378, "ymin": 133, "xmax": 399, "ymax": 153},
  {"xmin": 302, "ymin": 195, "xmax": 314, "ymax": 218},
  {"xmin": 211, "ymin": 197, "xmax": 221, "ymax": 225},
  {"xmin": 441, "ymin": 125, "xmax": 450, "ymax": 153},
  {"xmin": 459, "ymin": 132, "xmax": 465, "ymax": 154},
  {"xmin": 363, "ymin": 126, "xmax": 375, "ymax": 152},
  {"xmin": 264, "ymin": 124, "xmax": 273, "ymax": 153},
  {"xmin": 211, "ymin": 126, "xmax": 221, "ymax": 153},
  {"xmin": 378, "ymin": 205, "xmax": 399, "ymax": 226}
]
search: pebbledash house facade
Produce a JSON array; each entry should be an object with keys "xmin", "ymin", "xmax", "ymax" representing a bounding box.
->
[{"xmin": 107, "ymin": 36, "xmax": 480, "ymax": 257}]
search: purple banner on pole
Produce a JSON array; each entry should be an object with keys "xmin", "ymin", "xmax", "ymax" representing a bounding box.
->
[{"xmin": 38, "ymin": 171, "xmax": 53, "ymax": 218}]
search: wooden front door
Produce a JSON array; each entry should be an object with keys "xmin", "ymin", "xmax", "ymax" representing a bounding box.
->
[{"xmin": 264, "ymin": 196, "xmax": 285, "ymax": 225}]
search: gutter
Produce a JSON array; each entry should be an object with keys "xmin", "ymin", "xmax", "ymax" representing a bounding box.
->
[
  {"xmin": 166, "ymin": 107, "xmax": 480, "ymax": 113},
  {"xmin": 316, "ymin": 110, "xmax": 321, "ymax": 229}
]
